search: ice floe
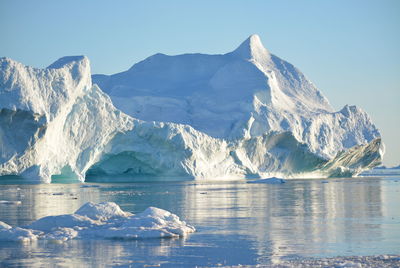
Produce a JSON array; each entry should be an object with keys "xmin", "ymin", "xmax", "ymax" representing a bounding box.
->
[
  {"xmin": 0, "ymin": 200, "xmax": 22, "ymax": 205},
  {"xmin": 0, "ymin": 202, "xmax": 195, "ymax": 243}
]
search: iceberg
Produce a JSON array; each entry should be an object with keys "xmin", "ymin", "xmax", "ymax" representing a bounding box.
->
[
  {"xmin": 0, "ymin": 35, "xmax": 383, "ymax": 182},
  {"xmin": 0, "ymin": 202, "xmax": 195, "ymax": 242}
]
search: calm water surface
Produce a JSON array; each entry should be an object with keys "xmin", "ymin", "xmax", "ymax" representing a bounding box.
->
[{"xmin": 0, "ymin": 176, "xmax": 399, "ymax": 267}]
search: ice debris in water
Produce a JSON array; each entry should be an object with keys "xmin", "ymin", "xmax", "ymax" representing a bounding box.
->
[
  {"xmin": 247, "ymin": 177, "xmax": 286, "ymax": 184},
  {"xmin": 0, "ymin": 221, "xmax": 37, "ymax": 243},
  {"xmin": 0, "ymin": 202, "xmax": 195, "ymax": 242},
  {"xmin": 0, "ymin": 200, "xmax": 22, "ymax": 205},
  {"xmin": 277, "ymin": 255, "xmax": 400, "ymax": 268}
]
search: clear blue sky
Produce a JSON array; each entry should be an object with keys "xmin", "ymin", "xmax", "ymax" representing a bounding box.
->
[{"xmin": 1, "ymin": 0, "xmax": 399, "ymax": 166}]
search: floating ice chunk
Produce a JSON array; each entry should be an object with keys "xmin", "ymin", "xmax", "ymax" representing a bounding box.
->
[
  {"xmin": 116, "ymin": 207, "xmax": 196, "ymax": 238},
  {"xmin": 0, "ymin": 200, "xmax": 22, "ymax": 205},
  {"xmin": 79, "ymin": 206, "xmax": 196, "ymax": 240},
  {"xmin": 0, "ymin": 221, "xmax": 12, "ymax": 230},
  {"xmin": 75, "ymin": 202, "xmax": 132, "ymax": 220},
  {"xmin": 0, "ymin": 202, "xmax": 195, "ymax": 242},
  {"xmin": 42, "ymin": 228, "xmax": 79, "ymax": 243},
  {"xmin": 247, "ymin": 177, "xmax": 286, "ymax": 184},
  {"xmin": 0, "ymin": 222, "xmax": 37, "ymax": 242}
]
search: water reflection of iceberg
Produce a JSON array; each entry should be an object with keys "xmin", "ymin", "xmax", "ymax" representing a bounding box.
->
[
  {"xmin": 0, "ymin": 184, "xmax": 101, "ymax": 226},
  {"xmin": 178, "ymin": 179, "xmax": 384, "ymax": 262},
  {"xmin": 0, "ymin": 239, "xmax": 185, "ymax": 267}
]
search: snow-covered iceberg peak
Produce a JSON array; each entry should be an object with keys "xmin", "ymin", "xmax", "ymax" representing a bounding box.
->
[
  {"xmin": 231, "ymin": 34, "xmax": 271, "ymax": 61},
  {"xmin": 93, "ymin": 35, "xmax": 376, "ymax": 153},
  {"xmin": 93, "ymin": 35, "xmax": 335, "ymax": 140},
  {"xmin": 0, "ymin": 56, "xmax": 91, "ymax": 120},
  {"xmin": 47, "ymin": 55, "xmax": 88, "ymax": 69}
]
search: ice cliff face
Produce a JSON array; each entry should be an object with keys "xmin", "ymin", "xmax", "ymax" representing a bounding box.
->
[
  {"xmin": 0, "ymin": 35, "xmax": 383, "ymax": 182},
  {"xmin": 0, "ymin": 56, "xmax": 133, "ymax": 182}
]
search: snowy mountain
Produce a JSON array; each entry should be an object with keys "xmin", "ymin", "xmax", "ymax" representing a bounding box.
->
[{"xmin": 0, "ymin": 35, "xmax": 384, "ymax": 182}]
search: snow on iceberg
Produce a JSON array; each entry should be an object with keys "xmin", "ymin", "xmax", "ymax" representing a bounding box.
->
[
  {"xmin": 0, "ymin": 202, "xmax": 195, "ymax": 242},
  {"xmin": 0, "ymin": 34, "xmax": 384, "ymax": 182}
]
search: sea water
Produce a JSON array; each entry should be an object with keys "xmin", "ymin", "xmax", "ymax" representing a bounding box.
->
[{"xmin": 0, "ymin": 176, "xmax": 399, "ymax": 267}]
